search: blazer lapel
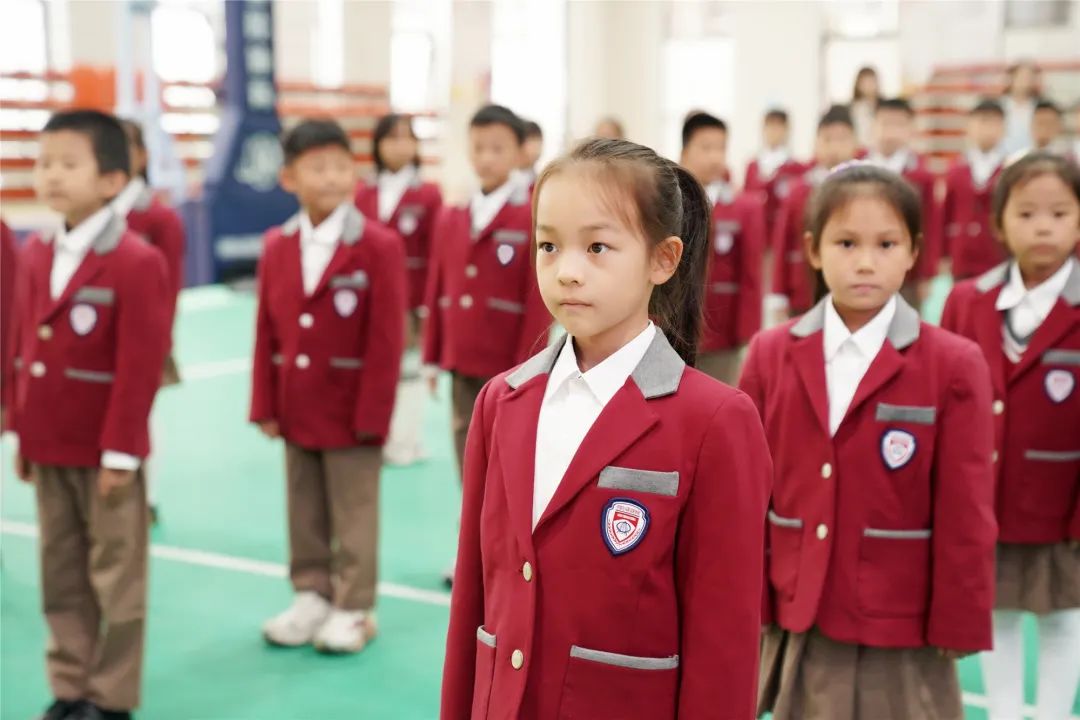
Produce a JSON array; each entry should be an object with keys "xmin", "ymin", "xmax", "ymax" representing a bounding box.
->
[
  {"xmin": 309, "ymin": 206, "xmax": 366, "ymax": 300},
  {"xmin": 787, "ymin": 300, "xmax": 830, "ymax": 436},
  {"xmin": 43, "ymin": 213, "xmax": 124, "ymax": 323},
  {"xmin": 842, "ymin": 297, "xmax": 920, "ymax": 423}
]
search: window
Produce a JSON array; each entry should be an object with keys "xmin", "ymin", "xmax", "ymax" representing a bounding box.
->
[
  {"xmin": 1005, "ymin": 0, "xmax": 1071, "ymax": 27},
  {"xmin": 661, "ymin": 38, "xmax": 735, "ymax": 160},
  {"xmin": 151, "ymin": 4, "xmax": 217, "ymax": 83},
  {"xmin": 0, "ymin": 0, "xmax": 47, "ymax": 74}
]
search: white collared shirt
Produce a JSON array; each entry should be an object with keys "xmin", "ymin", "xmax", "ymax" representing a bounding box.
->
[
  {"xmin": 511, "ymin": 167, "xmax": 536, "ymax": 189},
  {"xmin": 299, "ymin": 202, "xmax": 350, "ymax": 295},
  {"xmin": 997, "ymin": 258, "xmax": 1075, "ymax": 343},
  {"xmin": 469, "ymin": 178, "xmax": 518, "ymax": 237},
  {"xmin": 533, "ymin": 322, "xmax": 656, "ymax": 528},
  {"xmin": 51, "ymin": 206, "xmax": 113, "ymax": 300},
  {"xmin": 111, "ymin": 177, "xmax": 147, "ymax": 218},
  {"xmin": 756, "ymin": 147, "xmax": 790, "ymax": 180},
  {"xmin": 869, "ymin": 149, "xmax": 911, "ymax": 176},
  {"xmin": 706, "ymin": 181, "xmax": 734, "ymax": 207},
  {"xmin": 823, "ymin": 295, "xmax": 897, "ymax": 436},
  {"xmin": 967, "ymin": 148, "xmax": 1003, "ymax": 188},
  {"xmin": 376, "ymin": 166, "xmax": 416, "ymax": 223}
]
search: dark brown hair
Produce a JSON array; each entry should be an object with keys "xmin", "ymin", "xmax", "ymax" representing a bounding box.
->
[
  {"xmin": 119, "ymin": 118, "xmax": 148, "ymax": 180},
  {"xmin": 532, "ymin": 138, "xmax": 711, "ymax": 366},
  {"xmin": 1005, "ymin": 60, "xmax": 1041, "ymax": 99},
  {"xmin": 805, "ymin": 162, "xmax": 923, "ymax": 301},
  {"xmin": 852, "ymin": 66, "xmax": 881, "ymax": 104},
  {"xmin": 372, "ymin": 113, "xmax": 420, "ymax": 173},
  {"xmin": 992, "ymin": 151, "xmax": 1080, "ymax": 231}
]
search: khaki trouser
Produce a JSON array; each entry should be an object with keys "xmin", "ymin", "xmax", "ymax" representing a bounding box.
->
[
  {"xmin": 34, "ymin": 465, "xmax": 149, "ymax": 711},
  {"xmin": 285, "ymin": 443, "xmax": 382, "ymax": 610},
  {"xmin": 696, "ymin": 347, "xmax": 746, "ymax": 386},
  {"xmin": 450, "ymin": 373, "xmax": 489, "ymax": 483}
]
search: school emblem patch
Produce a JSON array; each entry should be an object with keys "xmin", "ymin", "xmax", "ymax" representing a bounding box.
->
[
  {"xmin": 69, "ymin": 303, "xmax": 97, "ymax": 336},
  {"xmin": 602, "ymin": 499, "xmax": 650, "ymax": 556},
  {"xmin": 334, "ymin": 289, "xmax": 358, "ymax": 318},
  {"xmin": 398, "ymin": 213, "xmax": 418, "ymax": 236},
  {"xmin": 881, "ymin": 429, "xmax": 916, "ymax": 470},
  {"xmin": 775, "ymin": 178, "xmax": 790, "ymax": 199},
  {"xmin": 1045, "ymin": 369, "xmax": 1075, "ymax": 404},
  {"xmin": 496, "ymin": 244, "xmax": 515, "ymax": 266},
  {"xmin": 715, "ymin": 231, "xmax": 734, "ymax": 255}
]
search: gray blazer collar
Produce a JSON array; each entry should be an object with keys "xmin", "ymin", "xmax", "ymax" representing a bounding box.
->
[
  {"xmin": 280, "ymin": 204, "xmax": 366, "ymax": 246},
  {"xmin": 976, "ymin": 260, "xmax": 1080, "ymax": 307},
  {"xmin": 790, "ymin": 294, "xmax": 921, "ymax": 350}
]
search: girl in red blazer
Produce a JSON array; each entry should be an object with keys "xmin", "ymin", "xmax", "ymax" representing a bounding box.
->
[
  {"xmin": 441, "ymin": 139, "xmax": 772, "ymax": 720},
  {"xmin": 941, "ymin": 152, "xmax": 1080, "ymax": 720},
  {"xmin": 355, "ymin": 114, "xmax": 443, "ymax": 467},
  {"xmin": 115, "ymin": 119, "xmax": 186, "ymax": 523},
  {"xmin": 742, "ymin": 163, "xmax": 997, "ymax": 720}
]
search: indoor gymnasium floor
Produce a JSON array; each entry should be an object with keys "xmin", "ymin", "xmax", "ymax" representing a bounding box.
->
[{"xmin": 1, "ymin": 280, "xmax": 1077, "ymax": 720}]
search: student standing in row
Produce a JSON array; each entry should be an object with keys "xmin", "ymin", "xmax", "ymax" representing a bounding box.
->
[
  {"xmin": 514, "ymin": 119, "xmax": 544, "ymax": 192},
  {"xmin": 743, "ymin": 164, "xmax": 997, "ymax": 720},
  {"xmin": 1030, "ymin": 99, "xmax": 1067, "ymax": 156},
  {"xmin": 940, "ymin": 99, "xmax": 1007, "ymax": 281},
  {"xmin": 354, "ymin": 113, "xmax": 443, "ymax": 466},
  {"xmin": 441, "ymin": 137, "xmax": 771, "ymax": 720},
  {"xmin": 113, "ymin": 119, "xmax": 186, "ymax": 523},
  {"xmin": 744, "ymin": 109, "xmax": 805, "ymax": 245},
  {"xmin": 680, "ymin": 112, "xmax": 765, "ymax": 384},
  {"xmin": 9, "ymin": 109, "xmax": 170, "ymax": 720},
  {"xmin": 941, "ymin": 152, "xmax": 1080, "ymax": 720},
  {"xmin": 252, "ymin": 119, "xmax": 407, "ymax": 654}
]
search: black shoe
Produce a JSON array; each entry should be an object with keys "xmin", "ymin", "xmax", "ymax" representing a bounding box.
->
[
  {"xmin": 37, "ymin": 700, "xmax": 80, "ymax": 720},
  {"xmin": 68, "ymin": 704, "xmax": 132, "ymax": 720}
]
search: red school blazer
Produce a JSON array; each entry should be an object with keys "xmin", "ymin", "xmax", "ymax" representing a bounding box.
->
[
  {"xmin": 249, "ymin": 205, "xmax": 407, "ymax": 449},
  {"xmin": 422, "ymin": 184, "xmax": 550, "ymax": 380},
  {"xmin": 441, "ymin": 331, "xmax": 772, "ymax": 720},
  {"xmin": 940, "ymin": 157, "xmax": 1005, "ymax": 281},
  {"xmin": 743, "ymin": 155, "xmax": 806, "ymax": 239},
  {"xmin": 701, "ymin": 189, "xmax": 766, "ymax": 352},
  {"xmin": 1, "ymin": 220, "xmax": 18, "ymax": 417},
  {"xmin": 941, "ymin": 261, "xmax": 1080, "ymax": 543},
  {"xmin": 8, "ymin": 213, "xmax": 169, "ymax": 466},
  {"xmin": 354, "ymin": 172, "xmax": 443, "ymax": 310},
  {"xmin": 739, "ymin": 295, "xmax": 997, "ymax": 652},
  {"xmin": 898, "ymin": 153, "xmax": 943, "ymax": 283},
  {"xmin": 770, "ymin": 166, "xmax": 829, "ymax": 316},
  {"xmin": 124, "ymin": 183, "xmax": 186, "ymax": 351}
]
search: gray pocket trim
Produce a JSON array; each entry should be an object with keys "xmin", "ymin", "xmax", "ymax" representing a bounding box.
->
[
  {"xmin": 477, "ymin": 626, "xmax": 496, "ymax": 648},
  {"xmin": 768, "ymin": 510, "xmax": 803, "ymax": 529},
  {"xmin": 493, "ymin": 230, "xmax": 528, "ymax": 245},
  {"xmin": 330, "ymin": 272, "xmax": 369, "ymax": 289},
  {"xmin": 64, "ymin": 368, "xmax": 115, "ymax": 384},
  {"xmin": 875, "ymin": 403, "xmax": 936, "ymax": 424},
  {"xmin": 1043, "ymin": 350, "xmax": 1080, "ymax": 366},
  {"xmin": 570, "ymin": 645, "xmax": 679, "ymax": 671},
  {"xmin": 487, "ymin": 298, "xmax": 524, "ymax": 315},
  {"xmin": 863, "ymin": 528, "xmax": 932, "ymax": 540},
  {"xmin": 329, "ymin": 357, "xmax": 364, "ymax": 370},
  {"xmin": 1025, "ymin": 449, "xmax": 1080, "ymax": 462},
  {"xmin": 710, "ymin": 282, "xmax": 739, "ymax": 295},
  {"xmin": 73, "ymin": 287, "xmax": 115, "ymax": 305},
  {"xmin": 598, "ymin": 467, "xmax": 679, "ymax": 496}
]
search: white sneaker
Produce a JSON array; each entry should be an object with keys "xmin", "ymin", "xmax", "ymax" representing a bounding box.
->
[
  {"xmin": 314, "ymin": 609, "xmax": 378, "ymax": 654},
  {"xmin": 262, "ymin": 591, "xmax": 332, "ymax": 647}
]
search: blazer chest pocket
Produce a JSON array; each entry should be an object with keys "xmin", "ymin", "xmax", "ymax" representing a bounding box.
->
[
  {"xmin": 558, "ymin": 646, "xmax": 679, "ymax": 720},
  {"xmin": 598, "ymin": 466, "xmax": 679, "ymax": 497}
]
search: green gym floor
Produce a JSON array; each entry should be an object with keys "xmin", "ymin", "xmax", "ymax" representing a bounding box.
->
[{"xmin": 1, "ymin": 280, "xmax": 1077, "ymax": 720}]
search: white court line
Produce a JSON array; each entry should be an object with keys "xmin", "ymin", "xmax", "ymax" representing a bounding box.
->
[
  {"xmin": 0, "ymin": 519, "xmax": 450, "ymax": 608},
  {"xmin": 4, "ymin": 520, "xmax": 1078, "ymax": 718},
  {"xmin": 178, "ymin": 357, "xmax": 251, "ymax": 381}
]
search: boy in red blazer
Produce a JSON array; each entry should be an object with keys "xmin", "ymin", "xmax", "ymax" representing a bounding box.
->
[
  {"xmin": 250, "ymin": 120, "xmax": 407, "ymax": 654},
  {"xmin": 868, "ymin": 97, "xmax": 942, "ymax": 305},
  {"xmin": 7, "ymin": 110, "xmax": 169, "ymax": 720},
  {"xmin": 940, "ymin": 99, "xmax": 1007, "ymax": 280},
  {"xmin": 771, "ymin": 105, "xmax": 858, "ymax": 319},
  {"xmin": 744, "ymin": 108, "xmax": 805, "ymax": 241},
  {"xmin": 680, "ymin": 112, "xmax": 765, "ymax": 384},
  {"xmin": 422, "ymin": 105, "xmax": 550, "ymax": 480}
]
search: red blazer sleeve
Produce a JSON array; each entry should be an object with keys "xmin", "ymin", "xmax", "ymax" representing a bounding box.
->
[
  {"xmin": 939, "ymin": 287, "xmax": 962, "ymax": 334},
  {"xmin": 940, "ymin": 172, "xmax": 958, "ymax": 262},
  {"xmin": 770, "ymin": 193, "xmax": 795, "ymax": 298},
  {"xmin": 354, "ymin": 234, "xmax": 407, "ymax": 440},
  {"xmin": 440, "ymin": 380, "xmax": 495, "ymax": 720},
  {"xmin": 422, "ymin": 209, "xmax": 449, "ymax": 367},
  {"xmin": 1070, "ymin": 481, "xmax": 1080, "ymax": 541},
  {"xmin": 736, "ymin": 336, "xmax": 775, "ymax": 627},
  {"xmin": 1, "ymin": 224, "xmax": 17, "ymax": 413},
  {"xmin": 422, "ymin": 186, "xmax": 445, "ymax": 265},
  {"xmin": 675, "ymin": 392, "xmax": 771, "ymax": 718},
  {"xmin": 249, "ymin": 237, "xmax": 278, "ymax": 423},
  {"xmin": 101, "ymin": 245, "xmax": 169, "ymax": 457},
  {"xmin": 737, "ymin": 199, "xmax": 766, "ymax": 345},
  {"xmin": 154, "ymin": 206, "xmax": 186, "ymax": 339},
  {"xmin": 927, "ymin": 341, "xmax": 996, "ymax": 651},
  {"xmin": 744, "ymin": 161, "xmax": 760, "ymax": 193}
]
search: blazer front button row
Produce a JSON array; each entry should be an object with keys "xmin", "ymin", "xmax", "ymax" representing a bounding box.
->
[
  {"xmin": 38, "ymin": 326, "xmax": 53, "ymax": 341},
  {"xmin": 296, "ymin": 354, "xmax": 310, "ymax": 369},
  {"xmin": 522, "ymin": 562, "xmax": 533, "ymax": 582},
  {"xmin": 30, "ymin": 362, "xmax": 46, "ymax": 378},
  {"xmin": 816, "ymin": 524, "xmax": 829, "ymax": 541},
  {"xmin": 511, "ymin": 650, "xmax": 524, "ymax": 670}
]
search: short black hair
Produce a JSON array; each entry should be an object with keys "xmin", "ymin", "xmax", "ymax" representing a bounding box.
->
[
  {"xmin": 42, "ymin": 109, "xmax": 130, "ymax": 176},
  {"xmin": 1034, "ymin": 98, "xmax": 1062, "ymax": 115},
  {"xmin": 682, "ymin": 112, "xmax": 727, "ymax": 149},
  {"xmin": 875, "ymin": 97, "xmax": 914, "ymax": 117},
  {"xmin": 118, "ymin": 118, "xmax": 149, "ymax": 180},
  {"xmin": 818, "ymin": 104, "xmax": 855, "ymax": 131},
  {"xmin": 282, "ymin": 119, "xmax": 352, "ymax": 164},
  {"xmin": 992, "ymin": 151, "xmax": 1080, "ymax": 231},
  {"xmin": 764, "ymin": 109, "xmax": 789, "ymax": 125},
  {"xmin": 522, "ymin": 120, "xmax": 543, "ymax": 140},
  {"xmin": 470, "ymin": 104, "xmax": 525, "ymax": 144},
  {"xmin": 970, "ymin": 98, "xmax": 1005, "ymax": 118},
  {"xmin": 371, "ymin": 113, "xmax": 419, "ymax": 173}
]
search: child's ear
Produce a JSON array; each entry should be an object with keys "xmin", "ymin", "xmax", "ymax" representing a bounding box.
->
[
  {"xmin": 804, "ymin": 231, "xmax": 823, "ymax": 270},
  {"xmin": 650, "ymin": 235, "xmax": 684, "ymax": 285},
  {"xmin": 908, "ymin": 234, "xmax": 921, "ymax": 271},
  {"xmin": 279, "ymin": 166, "xmax": 297, "ymax": 194},
  {"xmin": 99, "ymin": 170, "xmax": 128, "ymax": 199}
]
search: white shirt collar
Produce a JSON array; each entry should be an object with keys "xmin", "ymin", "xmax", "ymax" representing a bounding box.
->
[
  {"xmin": 511, "ymin": 167, "xmax": 536, "ymax": 187},
  {"xmin": 299, "ymin": 201, "xmax": 351, "ymax": 247},
  {"xmin": 996, "ymin": 258, "xmax": 1075, "ymax": 313},
  {"xmin": 706, "ymin": 181, "xmax": 734, "ymax": 206},
  {"xmin": 377, "ymin": 166, "xmax": 417, "ymax": 222},
  {"xmin": 824, "ymin": 295, "xmax": 896, "ymax": 362},
  {"xmin": 967, "ymin": 148, "xmax": 1003, "ymax": 187},
  {"xmin": 111, "ymin": 177, "xmax": 147, "ymax": 218},
  {"xmin": 869, "ymin": 149, "xmax": 911, "ymax": 175},
  {"xmin": 545, "ymin": 323, "xmax": 656, "ymax": 406},
  {"xmin": 470, "ymin": 177, "xmax": 518, "ymax": 235},
  {"xmin": 57, "ymin": 206, "xmax": 114, "ymax": 255}
]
